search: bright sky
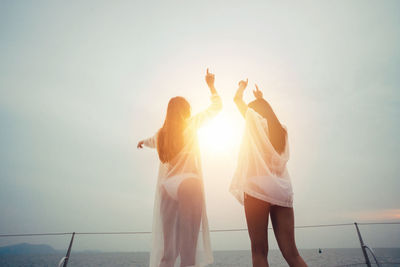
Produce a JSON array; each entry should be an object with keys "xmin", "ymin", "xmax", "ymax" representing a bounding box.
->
[{"xmin": 1, "ymin": 1, "xmax": 399, "ymax": 252}]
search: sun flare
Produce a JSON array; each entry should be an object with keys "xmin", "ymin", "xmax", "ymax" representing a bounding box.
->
[{"xmin": 198, "ymin": 112, "xmax": 243, "ymax": 153}]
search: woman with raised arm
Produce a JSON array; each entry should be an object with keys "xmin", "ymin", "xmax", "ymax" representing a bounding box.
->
[
  {"xmin": 231, "ymin": 80, "xmax": 307, "ymax": 267},
  {"xmin": 137, "ymin": 69, "xmax": 222, "ymax": 267}
]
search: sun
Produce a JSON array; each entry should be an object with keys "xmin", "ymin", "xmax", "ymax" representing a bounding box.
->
[{"xmin": 198, "ymin": 111, "xmax": 243, "ymax": 153}]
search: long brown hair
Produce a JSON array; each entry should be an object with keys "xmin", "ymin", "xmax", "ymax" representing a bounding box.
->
[
  {"xmin": 248, "ymin": 99, "xmax": 287, "ymax": 154},
  {"xmin": 157, "ymin": 97, "xmax": 191, "ymax": 163}
]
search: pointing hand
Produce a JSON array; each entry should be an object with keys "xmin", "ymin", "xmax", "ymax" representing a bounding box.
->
[{"xmin": 253, "ymin": 84, "xmax": 263, "ymax": 99}]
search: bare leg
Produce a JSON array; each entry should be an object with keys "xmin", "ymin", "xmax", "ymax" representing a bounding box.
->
[
  {"xmin": 244, "ymin": 194, "xmax": 271, "ymax": 267},
  {"xmin": 177, "ymin": 178, "xmax": 203, "ymax": 267},
  {"xmin": 270, "ymin": 206, "xmax": 307, "ymax": 267},
  {"xmin": 160, "ymin": 188, "xmax": 179, "ymax": 267}
]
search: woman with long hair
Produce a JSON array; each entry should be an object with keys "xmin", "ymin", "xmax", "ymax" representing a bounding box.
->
[
  {"xmin": 230, "ymin": 79, "xmax": 307, "ymax": 267},
  {"xmin": 137, "ymin": 69, "xmax": 222, "ymax": 267}
]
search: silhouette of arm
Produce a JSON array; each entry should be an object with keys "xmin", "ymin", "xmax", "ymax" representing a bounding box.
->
[
  {"xmin": 234, "ymin": 79, "xmax": 249, "ymax": 118},
  {"xmin": 143, "ymin": 135, "xmax": 157, "ymax": 148},
  {"xmin": 191, "ymin": 94, "xmax": 222, "ymax": 129},
  {"xmin": 190, "ymin": 68, "xmax": 223, "ymax": 128},
  {"xmin": 137, "ymin": 132, "xmax": 158, "ymax": 149}
]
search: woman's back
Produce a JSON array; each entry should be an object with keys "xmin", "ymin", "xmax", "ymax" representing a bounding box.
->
[
  {"xmin": 162, "ymin": 94, "xmax": 222, "ymax": 180},
  {"xmin": 231, "ymin": 107, "xmax": 293, "ymax": 207},
  {"xmin": 138, "ymin": 69, "xmax": 222, "ymax": 267}
]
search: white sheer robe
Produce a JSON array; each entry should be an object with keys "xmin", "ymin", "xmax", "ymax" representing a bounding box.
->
[
  {"xmin": 230, "ymin": 108, "xmax": 293, "ymax": 207},
  {"xmin": 143, "ymin": 95, "xmax": 222, "ymax": 267}
]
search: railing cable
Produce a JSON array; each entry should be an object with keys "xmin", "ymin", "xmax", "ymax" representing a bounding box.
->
[{"xmin": 1, "ymin": 221, "xmax": 399, "ymax": 237}]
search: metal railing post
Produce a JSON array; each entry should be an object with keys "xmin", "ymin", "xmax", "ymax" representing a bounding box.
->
[
  {"xmin": 62, "ymin": 232, "xmax": 75, "ymax": 267},
  {"xmin": 354, "ymin": 222, "xmax": 371, "ymax": 267},
  {"xmin": 364, "ymin": 245, "xmax": 381, "ymax": 267}
]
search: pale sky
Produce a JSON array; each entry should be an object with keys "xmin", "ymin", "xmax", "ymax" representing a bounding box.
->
[{"xmin": 0, "ymin": 1, "xmax": 399, "ymax": 252}]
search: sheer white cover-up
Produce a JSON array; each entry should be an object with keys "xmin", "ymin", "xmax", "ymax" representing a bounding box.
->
[
  {"xmin": 230, "ymin": 108, "xmax": 293, "ymax": 207},
  {"xmin": 143, "ymin": 95, "xmax": 222, "ymax": 267}
]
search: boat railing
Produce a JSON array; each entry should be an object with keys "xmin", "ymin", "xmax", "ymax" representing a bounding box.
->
[
  {"xmin": 1, "ymin": 221, "xmax": 399, "ymax": 267},
  {"xmin": 363, "ymin": 245, "xmax": 381, "ymax": 267}
]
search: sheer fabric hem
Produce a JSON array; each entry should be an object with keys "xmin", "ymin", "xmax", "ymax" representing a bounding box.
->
[{"xmin": 243, "ymin": 188, "xmax": 293, "ymax": 208}]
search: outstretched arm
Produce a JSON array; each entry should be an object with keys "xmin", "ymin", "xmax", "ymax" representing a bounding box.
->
[
  {"xmin": 137, "ymin": 132, "xmax": 157, "ymax": 149},
  {"xmin": 233, "ymin": 79, "xmax": 249, "ymax": 118}
]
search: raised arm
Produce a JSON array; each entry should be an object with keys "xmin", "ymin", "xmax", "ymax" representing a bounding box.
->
[
  {"xmin": 190, "ymin": 68, "xmax": 223, "ymax": 128},
  {"xmin": 205, "ymin": 68, "xmax": 217, "ymax": 95},
  {"xmin": 233, "ymin": 78, "xmax": 249, "ymax": 118}
]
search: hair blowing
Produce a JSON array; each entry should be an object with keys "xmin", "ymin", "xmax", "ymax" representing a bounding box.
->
[
  {"xmin": 248, "ymin": 99, "xmax": 287, "ymax": 154},
  {"xmin": 157, "ymin": 97, "xmax": 191, "ymax": 163}
]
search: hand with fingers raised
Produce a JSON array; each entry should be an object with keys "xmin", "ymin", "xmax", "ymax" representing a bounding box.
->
[
  {"xmin": 238, "ymin": 78, "xmax": 248, "ymax": 92},
  {"xmin": 253, "ymin": 84, "xmax": 263, "ymax": 99},
  {"xmin": 205, "ymin": 68, "xmax": 217, "ymax": 94}
]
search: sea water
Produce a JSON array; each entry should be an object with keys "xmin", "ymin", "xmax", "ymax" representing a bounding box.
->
[{"xmin": 0, "ymin": 248, "xmax": 399, "ymax": 267}]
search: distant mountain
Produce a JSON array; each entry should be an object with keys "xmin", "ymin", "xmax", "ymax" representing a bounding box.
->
[{"xmin": 0, "ymin": 243, "xmax": 57, "ymax": 255}]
